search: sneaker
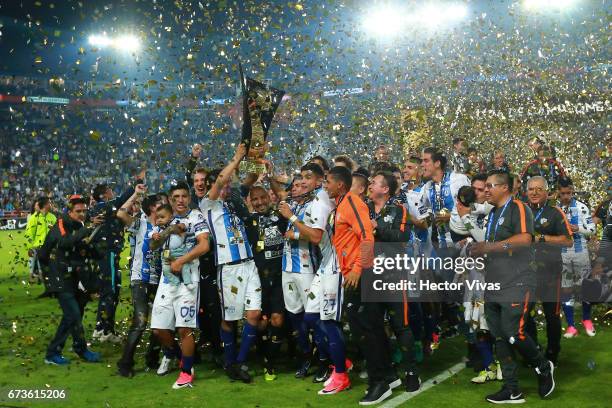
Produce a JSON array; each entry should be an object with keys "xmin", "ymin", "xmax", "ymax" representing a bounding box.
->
[
  {"xmin": 295, "ymin": 358, "xmax": 312, "ymax": 379},
  {"xmin": 313, "ymin": 362, "xmax": 332, "ymax": 383},
  {"xmin": 472, "ymin": 367, "xmax": 497, "ymax": 384},
  {"xmin": 405, "ymin": 372, "xmax": 421, "ymax": 392},
  {"xmin": 386, "ymin": 375, "xmax": 402, "ymax": 390},
  {"xmin": 100, "ymin": 332, "xmax": 123, "ymax": 345},
  {"xmin": 44, "ymin": 354, "xmax": 70, "ymax": 365},
  {"xmin": 359, "ymin": 369, "xmax": 369, "ymax": 380},
  {"xmin": 324, "ymin": 358, "xmax": 354, "ymax": 386},
  {"xmin": 172, "ymin": 371, "xmax": 193, "ymax": 389},
  {"xmin": 117, "ymin": 362, "xmax": 134, "ymax": 378},
  {"xmin": 157, "ymin": 355, "xmax": 175, "ymax": 376},
  {"xmin": 92, "ymin": 329, "xmax": 104, "ymax": 341},
  {"xmin": 226, "ymin": 363, "xmax": 252, "ymax": 383},
  {"xmin": 80, "ymin": 349, "xmax": 101, "ymax": 363},
  {"xmin": 318, "ymin": 372, "xmax": 351, "ymax": 395},
  {"xmin": 563, "ymin": 326, "xmax": 579, "ymax": 338},
  {"xmin": 535, "ymin": 360, "xmax": 555, "ymax": 398},
  {"xmin": 359, "ymin": 382, "xmax": 392, "ymax": 405},
  {"xmin": 582, "ymin": 320, "xmax": 596, "ymax": 337},
  {"xmin": 496, "ymin": 361, "xmax": 503, "ymax": 381},
  {"xmin": 486, "ymin": 387, "xmax": 525, "ymax": 404},
  {"xmin": 264, "ymin": 367, "xmax": 277, "ymax": 381}
]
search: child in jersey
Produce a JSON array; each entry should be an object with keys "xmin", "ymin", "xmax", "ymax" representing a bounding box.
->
[{"xmin": 153, "ymin": 204, "xmax": 195, "ymax": 289}]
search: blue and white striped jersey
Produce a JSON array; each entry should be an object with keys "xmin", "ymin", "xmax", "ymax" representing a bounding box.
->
[
  {"xmin": 282, "ymin": 188, "xmax": 335, "ymax": 273},
  {"xmin": 129, "ymin": 213, "xmax": 160, "ymax": 284},
  {"xmin": 560, "ymin": 198, "xmax": 596, "ymax": 254},
  {"xmin": 199, "ymin": 197, "xmax": 253, "ymax": 266}
]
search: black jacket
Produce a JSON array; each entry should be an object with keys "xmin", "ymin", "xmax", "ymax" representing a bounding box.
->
[
  {"xmin": 89, "ymin": 186, "xmax": 135, "ymax": 253},
  {"xmin": 368, "ymin": 200, "xmax": 412, "ymax": 243},
  {"xmin": 38, "ymin": 215, "xmax": 101, "ymax": 293}
]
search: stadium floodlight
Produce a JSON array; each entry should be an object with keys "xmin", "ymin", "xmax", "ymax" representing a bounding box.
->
[
  {"xmin": 523, "ymin": 0, "xmax": 576, "ymax": 10},
  {"xmin": 362, "ymin": 2, "xmax": 469, "ymax": 38},
  {"xmin": 88, "ymin": 33, "xmax": 141, "ymax": 52},
  {"xmin": 88, "ymin": 34, "xmax": 113, "ymax": 47},
  {"xmin": 362, "ymin": 5, "xmax": 406, "ymax": 38}
]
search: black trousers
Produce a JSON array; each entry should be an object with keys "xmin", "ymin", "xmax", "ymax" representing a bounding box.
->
[
  {"xmin": 46, "ymin": 291, "xmax": 89, "ymax": 358},
  {"xmin": 485, "ymin": 287, "xmax": 548, "ymax": 391},
  {"xmin": 525, "ymin": 270, "xmax": 562, "ymax": 360},
  {"xmin": 118, "ymin": 281, "xmax": 161, "ymax": 369},
  {"xmin": 95, "ymin": 250, "xmax": 121, "ymax": 333}
]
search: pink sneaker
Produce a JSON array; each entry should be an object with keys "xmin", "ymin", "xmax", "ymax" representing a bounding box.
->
[
  {"xmin": 324, "ymin": 358, "xmax": 354, "ymax": 386},
  {"xmin": 563, "ymin": 326, "xmax": 578, "ymax": 338},
  {"xmin": 318, "ymin": 372, "xmax": 351, "ymax": 395},
  {"xmin": 172, "ymin": 371, "xmax": 194, "ymax": 389},
  {"xmin": 582, "ymin": 320, "xmax": 596, "ymax": 337}
]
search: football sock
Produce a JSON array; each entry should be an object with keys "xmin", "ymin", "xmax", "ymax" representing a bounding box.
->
[
  {"xmin": 288, "ymin": 312, "xmax": 310, "ymax": 354},
  {"xmin": 237, "ymin": 323, "xmax": 257, "ymax": 364},
  {"xmin": 181, "ymin": 356, "xmax": 193, "ymax": 374},
  {"xmin": 582, "ymin": 302, "xmax": 592, "ymax": 321},
  {"xmin": 322, "ymin": 320, "xmax": 346, "ymax": 373},
  {"xmin": 476, "ymin": 337, "xmax": 494, "ymax": 368},
  {"xmin": 562, "ymin": 302, "xmax": 575, "ymax": 327},
  {"xmin": 305, "ymin": 313, "xmax": 329, "ymax": 361},
  {"xmin": 220, "ymin": 328, "xmax": 235, "ymax": 366}
]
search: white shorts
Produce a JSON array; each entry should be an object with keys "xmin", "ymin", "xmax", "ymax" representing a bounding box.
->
[
  {"xmin": 306, "ymin": 271, "xmax": 344, "ymax": 321},
  {"xmin": 561, "ymin": 251, "xmax": 591, "ymax": 289},
  {"xmin": 218, "ymin": 260, "xmax": 262, "ymax": 321},
  {"xmin": 151, "ymin": 282, "xmax": 199, "ymax": 330},
  {"xmin": 282, "ymin": 272, "xmax": 315, "ymax": 314}
]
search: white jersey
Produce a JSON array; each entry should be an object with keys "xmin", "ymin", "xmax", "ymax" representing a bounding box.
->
[
  {"xmin": 307, "ymin": 189, "xmax": 337, "ymax": 274},
  {"xmin": 282, "ymin": 188, "xmax": 334, "ymax": 274},
  {"xmin": 155, "ymin": 209, "xmax": 209, "ymax": 284},
  {"xmin": 403, "ymin": 183, "xmax": 432, "ymax": 256},
  {"xmin": 458, "ymin": 202, "xmax": 494, "ymax": 242},
  {"xmin": 200, "ymin": 197, "xmax": 253, "ymax": 265},
  {"xmin": 129, "ymin": 213, "xmax": 159, "ymax": 284},
  {"xmin": 422, "ymin": 171, "xmax": 471, "ymax": 247},
  {"xmin": 560, "ymin": 198, "xmax": 596, "ymax": 254}
]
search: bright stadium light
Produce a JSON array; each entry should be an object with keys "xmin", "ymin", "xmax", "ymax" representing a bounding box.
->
[
  {"xmin": 88, "ymin": 33, "xmax": 141, "ymax": 52},
  {"xmin": 363, "ymin": 6, "xmax": 406, "ymax": 38},
  {"xmin": 116, "ymin": 35, "xmax": 141, "ymax": 52},
  {"xmin": 88, "ymin": 34, "xmax": 112, "ymax": 47},
  {"xmin": 362, "ymin": 2, "xmax": 469, "ymax": 38},
  {"xmin": 523, "ymin": 0, "xmax": 576, "ymax": 10}
]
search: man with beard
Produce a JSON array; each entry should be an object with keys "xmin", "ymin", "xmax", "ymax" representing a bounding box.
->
[
  {"xmin": 245, "ymin": 185, "xmax": 288, "ymax": 381},
  {"xmin": 524, "ymin": 176, "xmax": 573, "ymax": 365}
]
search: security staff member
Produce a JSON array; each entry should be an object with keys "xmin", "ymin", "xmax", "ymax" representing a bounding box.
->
[
  {"xmin": 524, "ymin": 176, "xmax": 573, "ymax": 364},
  {"xmin": 367, "ymin": 171, "xmax": 421, "ymax": 397},
  {"xmin": 469, "ymin": 171, "xmax": 555, "ymax": 404},
  {"xmin": 245, "ymin": 185, "xmax": 288, "ymax": 381},
  {"xmin": 39, "ymin": 195, "xmax": 104, "ymax": 365}
]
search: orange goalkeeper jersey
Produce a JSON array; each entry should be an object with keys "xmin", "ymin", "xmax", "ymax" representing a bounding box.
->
[{"xmin": 331, "ymin": 191, "xmax": 374, "ymax": 276}]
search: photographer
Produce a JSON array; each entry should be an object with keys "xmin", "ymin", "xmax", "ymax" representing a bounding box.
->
[
  {"xmin": 90, "ymin": 170, "xmax": 144, "ymax": 343},
  {"xmin": 39, "ymin": 195, "xmax": 104, "ymax": 365}
]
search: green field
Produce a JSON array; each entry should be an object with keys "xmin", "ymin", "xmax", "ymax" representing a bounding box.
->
[{"xmin": 0, "ymin": 229, "xmax": 610, "ymax": 408}]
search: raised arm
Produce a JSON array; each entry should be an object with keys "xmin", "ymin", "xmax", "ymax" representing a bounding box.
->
[{"xmin": 207, "ymin": 143, "xmax": 247, "ymax": 201}]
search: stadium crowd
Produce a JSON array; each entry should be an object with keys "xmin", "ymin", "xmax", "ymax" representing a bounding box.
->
[{"xmin": 18, "ymin": 135, "xmax": 612, "ymax": 405}]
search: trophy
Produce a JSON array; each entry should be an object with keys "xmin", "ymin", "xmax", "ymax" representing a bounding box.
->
[
  {"xmin": 238, "ymin": 63, "xmax": 285, "ymax": 174},
  {"xmin": 433, "ymin": 183, "xmax": 450, "ymax": 230}
]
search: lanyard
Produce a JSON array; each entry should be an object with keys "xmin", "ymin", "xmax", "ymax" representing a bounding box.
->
[
  {"xmin": 485, "ymin": 197, "xmax": 512, "ymax": 242},
  {"xmin": 429, "ymin": 172, "xmax": 450, "ymax": 213},
  {"xmin": 534, "ymin": 206, "xmax": 545, "ymax": 223}
]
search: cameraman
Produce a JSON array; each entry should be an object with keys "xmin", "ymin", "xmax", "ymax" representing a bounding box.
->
[
  {"xmin": 90, "ymin": 171, "xmax": 143, "ymax": 343},
  {"xmin": 39, "ymin": 195, "xmax": 104, "ymax": 365}
]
